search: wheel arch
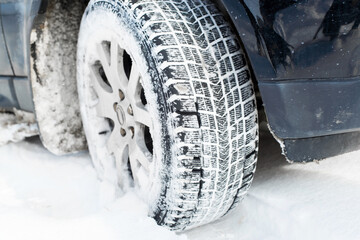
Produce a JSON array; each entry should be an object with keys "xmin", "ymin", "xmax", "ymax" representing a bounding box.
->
[{"xmin": 212, "ymin": 0, "xmax": 360, "ymax": 163}]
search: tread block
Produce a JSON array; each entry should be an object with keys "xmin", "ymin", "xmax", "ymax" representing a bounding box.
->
[
  {"xmin": 237, "ymin": 70, "xmax": 250, "ymax": 86},
  {"xmin": 241, "ymin": 85, "xmax": 254, "ymax": 102},
  {"xmin": 152, "ymin": 34, "xmax": 177, "ymax": 46},
  {"xmin": 157, "ymin": 48, "xmax": 184, "ymax": 63},
  {"xmin": 147, "ymin": 22, "xmax": 171, "ymax": 33},
  {"xmin": 170, "ymin": 98, "xmax": 197, "ymax": 112},
  {"xmin": 178, "ymin": 145, "xmax": 202, "ymax": 157},
  {"xmin": 163, "ymin": 65, "xmax": 190, "ymax": 80},
  {"xmin": 177, "ymin": 130, "xmax": 201, "ymax": 144},
  {"xmin": 188, "ymin": 64, "xmax": 206, "ymax": 79},
  {"xmin": 172, "ymin": 114, "xmax": 200, "ymax": 128},
  {"xmin": 244, "ymin": 100, "xmax": 256, "ymax": 117},
  {"xmin": 139, "ymin": 12, "xmax": 165, "ymax": 26}
]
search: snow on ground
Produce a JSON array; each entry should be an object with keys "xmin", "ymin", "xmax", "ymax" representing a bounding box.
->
[
  {"xmin": 1, "ymin": 130, "xmax": 360, "ymax": 240},
  {"xmin": 186, "ymin": 131, "xmax": 360, "ymax": 240},
  {"xmin": 0, "ymin": 110, "xmax": 38, "ymax": 146}
]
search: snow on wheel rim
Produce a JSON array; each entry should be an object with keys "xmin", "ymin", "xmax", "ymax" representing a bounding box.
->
[
  {"xmin": 79, "ymin": 23, "xmax": 159, "ymax": 198},
  {"xmin": 91, "ymin": 36, "xmax": 154, "ymax": 191}
]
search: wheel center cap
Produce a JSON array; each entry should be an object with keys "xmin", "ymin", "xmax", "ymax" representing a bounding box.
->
[{"xmin": 115, "ymin": 104, "xmax": 126, "ymax": 125}]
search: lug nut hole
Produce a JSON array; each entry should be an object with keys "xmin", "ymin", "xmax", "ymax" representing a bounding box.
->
[
  {"xmin": 129, "ymin": 127, "xmax": 135, "ymax": 138},
  {"xmin": 119, "ymin": 89, "xmax": 125, "ymax": 101},
  {"xmin": 120, "ymin": 128, "xmax": 126, "ymax": 137},
  {"xmin": 128, "ymin": 105, "xmax": 133, "ymax": 116}
]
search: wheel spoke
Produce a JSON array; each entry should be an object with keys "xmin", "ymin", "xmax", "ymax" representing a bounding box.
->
[
  {"xmin": 136, "ymin": 167, "xmax": 150, "ymax": 189},
  {"xmin": 107, "ymin": 125, "xmax": 122, "ymax": 154},
  {"xmin": 90, "ymin": 73, "xmax": 113, "ymax": 102},
  {"xmin": 96, "ymin": 41, "xmax": 126, "ymax": 91},
  {"xmin": 90, "ymin": 72, "xmax": 117, "ymax": 119},
  {"xmin": 110, "ymin": 38, "xmax": 128, "ymax": 89},
  {"xmin": 90, "ymin": 64, "xmax": 111, "ymax": 94},
  {"xmin": 113, "ymin": 142, "xmax": 129, "ymax": 167},
  {"xmin": 129, "ymin": 140, "xmax": 151, "ymax": 172},
  {"xmin": 110, "ymin": 37, "xmax": 119, "ymax": 71},
  {"xmin": 95, "ymin": 101, "xmax": 116, "ymax": 120},
  {"xmin": 96, "ymin": 43, "xmax": 112, "ymax": 79},
  {"xmin": 117, "ymin": 62, "xmax": 130, "ymax": 89},
  {"xmin": 133, "ymin": 104, "xmax": 153, "ymax": 128},
  {"xmin": 129, "ymin": 159, "xmax": 140, "ymax": 179},
  {"xmin": 126, "ymin": 64, "xmax": 141, "ymax": 104}
]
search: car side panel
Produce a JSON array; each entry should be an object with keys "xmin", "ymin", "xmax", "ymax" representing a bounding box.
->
[
  {"xmin": 0, "ymin": 76, "xmax": 19, "ymax": 109},
  {"xmin": 216, "ymin": 0, "xmax": 360, "ymax": 136},
  {"xmin": 216, "ymin": 0, "xmax": 360, "ymax": 81},
  {"xmin": 0, "ymin": 0, "xmax": 42, "ymax": 111},
  {"xmin": 0, "ymin": 6, "xmax": 13, "ymax": 76},
  {"xmin": 0, "ymin": 3, "xmax": 17, "ymax": 110},
  {"xmin": 1, "ymin": 0, "xmax": 42, "ymax": 76},
  {"xmin": 260, "ymin": 77, "xmax": 360, "ymax": 139},
  {"xmin": 284, "ymin": 131, "xmax": 360, "ymax": 162},
  {"xmin": 215, "ymin": 0, "xmax": 360, "ymax": 161},
  {"xmin": 1, "ymin": 3, "xmax": 28, "ymax": 76}
]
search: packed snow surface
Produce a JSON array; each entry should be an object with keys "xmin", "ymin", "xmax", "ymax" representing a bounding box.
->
[{"xmin": 1, "ymin": 130, "xmax": 360, "ymax": 240}]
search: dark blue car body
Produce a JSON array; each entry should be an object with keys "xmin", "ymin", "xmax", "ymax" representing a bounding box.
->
[
  {"xmin": 0, "ymin": 0, "xmax": 46, "ymax": 112},
  {"xmin": 1, "ymin": 0, "xmax": 359, "ymax": 162}
]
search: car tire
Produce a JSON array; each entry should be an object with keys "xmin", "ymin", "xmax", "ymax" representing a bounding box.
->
[
  {"xmin": 77, "ymin": 0, "xmax": 258, "ymax": 231},
  {"xmin": 30, "ymin": 0, "xmax": 87, "ymax": 155}
]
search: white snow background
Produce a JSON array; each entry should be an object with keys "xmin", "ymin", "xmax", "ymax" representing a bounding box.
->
[{"xmin": 1, "ymin": 126, "xmax": 360, "ymax": 239}]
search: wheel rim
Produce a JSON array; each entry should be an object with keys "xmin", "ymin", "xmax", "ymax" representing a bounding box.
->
[{"xmin": 89, "ymin": 37, "xmax": 154, "ymax": 190}]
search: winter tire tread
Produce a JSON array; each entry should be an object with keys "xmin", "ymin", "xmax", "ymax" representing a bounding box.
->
[{"xmin": 83, "ymin": 0, "xmax": 258, "ymax": 231}]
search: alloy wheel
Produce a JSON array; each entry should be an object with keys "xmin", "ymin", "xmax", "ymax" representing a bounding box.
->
[{"xmin": 90, "ymin": 37, "xmax": 154, "ymax": 190}]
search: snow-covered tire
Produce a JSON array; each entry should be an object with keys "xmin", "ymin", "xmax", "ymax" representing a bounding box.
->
[
  {"xmin": 77, "ymin": 0, "xmax": 258, "ymax": 231},
  {"xmin": 30, "ymin": 0, "xmax": 87, "ymax": 155}
]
